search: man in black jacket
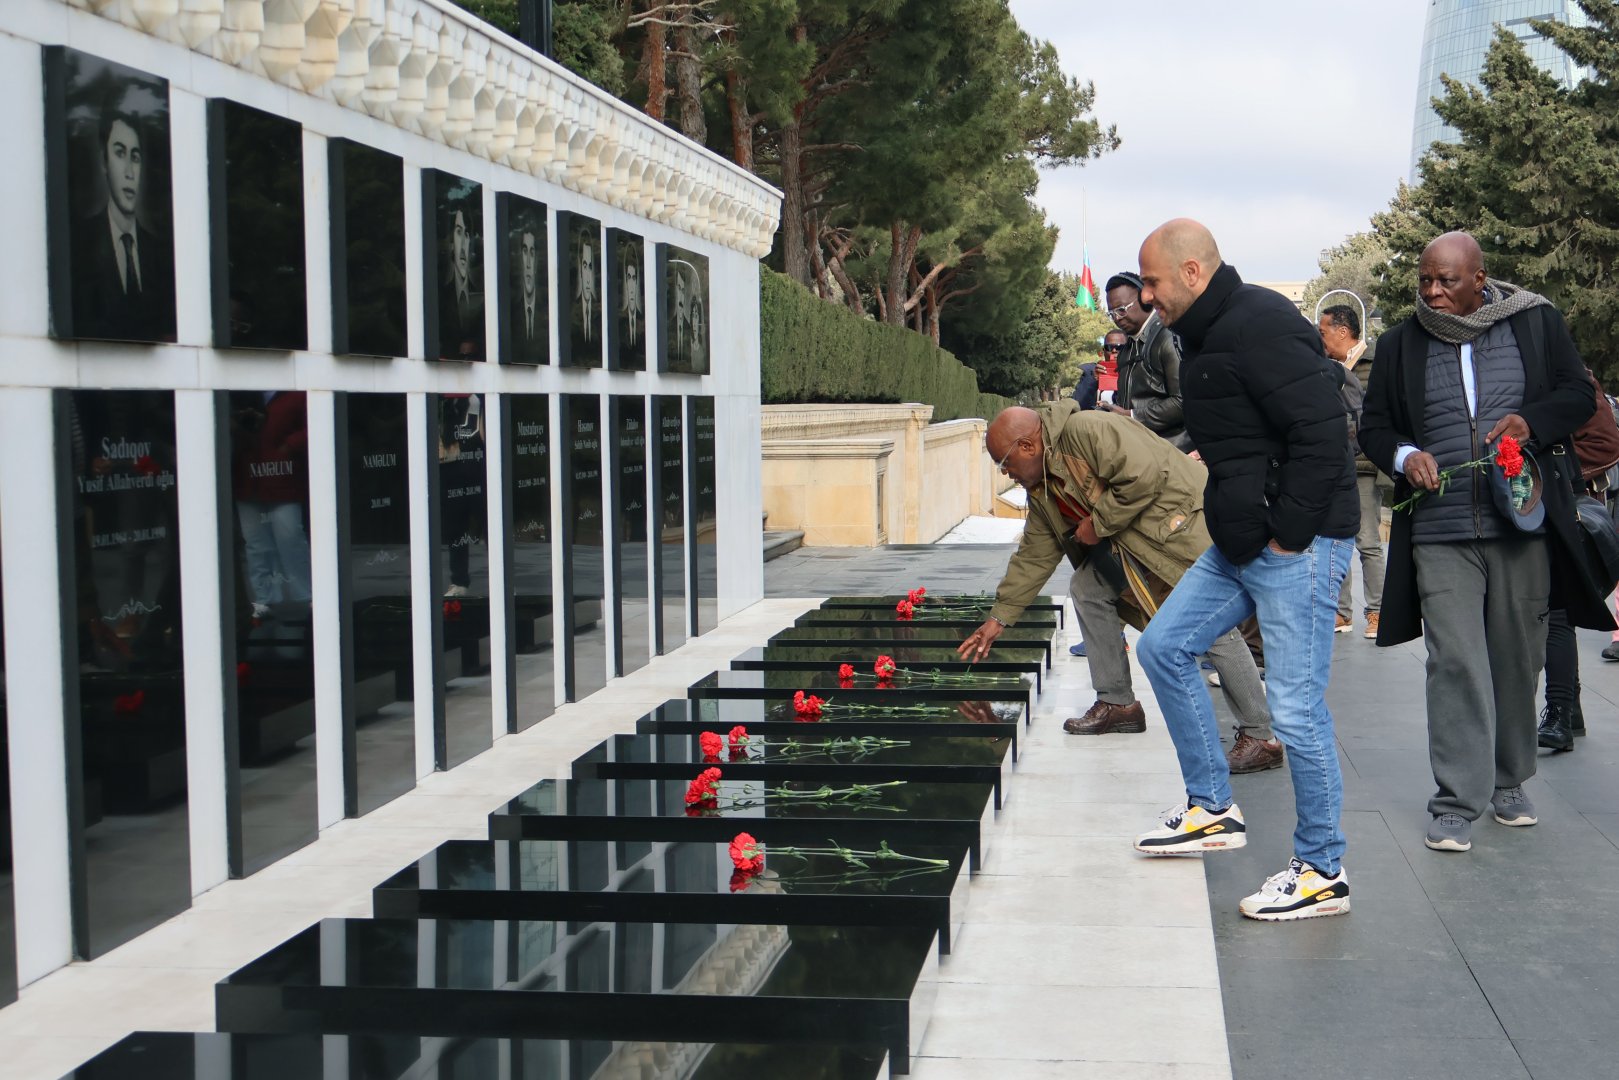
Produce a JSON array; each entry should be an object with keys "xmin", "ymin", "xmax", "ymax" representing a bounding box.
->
[
  {"xmin": 1130, "ymin": 219, "xmax": 1359, "ymax": 923},
  {"xmin": 1099, "ymin": 272, "xmax": 1193, "ymax": 451},
  {"xmin": 1359, "ymin": 232, "xmax": 1608, "ymax": 854}
]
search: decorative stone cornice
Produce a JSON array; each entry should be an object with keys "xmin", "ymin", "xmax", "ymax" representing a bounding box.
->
[
  {"xmin": 62, "ymin": 0, "xmax": 783, "ymax": 257},
  {"xmin": 760, "ymin": 403, "xmax": 935, "ymax": 441}
]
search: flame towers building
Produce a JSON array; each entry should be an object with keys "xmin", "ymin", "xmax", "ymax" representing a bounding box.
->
[{"xmin": 1411, "ymin": 0, "xmax": 1590, "ymax": 177}]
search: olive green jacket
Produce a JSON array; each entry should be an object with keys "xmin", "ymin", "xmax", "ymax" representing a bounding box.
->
[{"xmin": 988, "ymin": 401, "xmax": 1213, "ymax": 628}]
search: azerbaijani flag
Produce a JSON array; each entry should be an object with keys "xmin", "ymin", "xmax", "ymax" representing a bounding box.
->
[{"xmin": 1076, "ymin": 245, "xmax": 1099, "ymax": 311}]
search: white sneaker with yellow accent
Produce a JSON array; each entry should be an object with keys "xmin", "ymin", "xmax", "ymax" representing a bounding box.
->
[
  {"xmin": 1133, "ymin": 801, "xmax": 1247, "ymax": 856},
  {"xmin": 1239, "ymin": 857, "xmax": 1350, "ymax": 921}
]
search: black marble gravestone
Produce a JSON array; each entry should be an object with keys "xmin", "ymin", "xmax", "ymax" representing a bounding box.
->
[
  {"xmin": 337, "ymin": 393, "xmax": 416, "ymax": 816},
  {"xmin": 488, "ymin": 777, "xmax": 996, "ymax": 871},
  {"xmin": 494, "ymin": 192, "xmax": 549, "ymax": 366},
  {"xmin": 731, "ymin": 644, "xmax": 1044, "ymax": 693},
  {"xmin": 60, "ymin": 389, "xmax": 190, "ymax": 958},
  {"xmin": 328, "ymin": 140, "xmax": 405, "ymax": 358},
  {"xmin": 503, "ymin": 395, "xmax": 554, "ymax": 731},
  {"xmin": 771, "ymin": 624, "xmax": 1054, "ymax": 668},
  {"xmin": 372, "ymin": 836, "xmax": 971, "ymax": 954},
  {"xmin": 560, "ymin": 395, "xmax": 607, "ymax": 700},
  {"xmin": 687, "ymin": 397, "xmax": 717, "ymax": 636},
  {"xmin": 651, "ymin": 396, "xmax": 687, "ymax": 654},
  {"xmin": 432, "ymin": 394, "xmax": 492, "ymax": 769},
  {"xmin": 64, "ymin": 1031, "xmax": 889, "ymax": 1079},
  {"xmin": 822, "ymin": 594, "xmax": 1066, "ymax": 628},
  {"xmin": 610, "ymin": 397, "xmax": 652, "ymax": 676},
  {"xmin": 688, "ymin": 670, "xmax": 1032, "ymax": 713},
  {"xmin": 639, "ymin": 699, "xmax": 1021, "ymax": 757},
  {"xmin": 224, "ymin": 390, "xmax": 317, "ymax": 876},
  {"xmin": 421, "ymin": 170, "xmax": 485, "ymax": 362},
  {"xmin": 215, "ymin": 917, "xmax": 937, "ymax": 1071},
  {"xmin": 797, "ymin": 607, "xmax": 1059, "ymax": 630},
  {"xmin": 555, "ymin": 211, "xmax": 603, "ymax": 368}
]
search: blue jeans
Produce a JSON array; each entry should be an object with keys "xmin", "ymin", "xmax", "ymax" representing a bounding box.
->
[{"xmin": 1138, "ymin": 536, "xmax": 1353, "ymax": 874}]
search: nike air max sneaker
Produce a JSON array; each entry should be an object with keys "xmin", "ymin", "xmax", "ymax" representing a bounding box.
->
[
  {"xmin": 1238, "ymin": 856, "xmax": 1350, "ymax": 921},
  {"xmin": 1133, "ymin": 801, "xmax": 1247, "ymax": 855}
]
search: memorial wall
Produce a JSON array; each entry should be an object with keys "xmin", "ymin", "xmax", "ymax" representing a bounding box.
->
[{"xmin": 0, "ymin": 0, "xmax": 779, "ymax": 994}]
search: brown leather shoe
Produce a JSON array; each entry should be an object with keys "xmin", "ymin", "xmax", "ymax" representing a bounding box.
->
[
  {"xmin": 1228, "ymin": 730, "xmax": 1284, "ymax": 773},
  {"xmin": 1363, "ymin": 612, "xmax": 1380, "ymax": 640},
  {"xmin": 1063, "ymin": 700, "xmax": 1146, "ymax": 735}
]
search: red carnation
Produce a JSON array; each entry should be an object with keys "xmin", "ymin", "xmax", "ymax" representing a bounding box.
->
[
  {"xmin": 699, "ymin": 731, "xmax": 724, "ymax": 760},
  {"xmin": 113, "ymin": 689, "xmax": 146, "ymax": 714},
  {"xmin": 132, "ymin": 455, "xmax": 160, "ymax": 477},
  {"xmin": 838, "ymin": 663, "xmax": 855, "ymax": 680},
  {"xmin": 728, "ymin": 831, "xmax": 764, "ymax": 872},
  {"xmin": 727, "ymin": 725, "xmax": 750, "ymax": 752},
  {"xmin": 1495, "ymin": 434, "xmax": 1525, "ymax": 479},
  {"xmin": 792, "ymin": 691, "xmax": 824, "ymax": 720},
  {"xmin": 729, "ymin": 869, "xmax": 759, "ymax": 892},
  {"xmin": 684, "ymin": 766, "xmax": 723, "ymax": 806},
  {"xmin": 874, "ymin": 655, "xmax": 897, "ymax": 679},
  {"xmin": 443, "ymin": 599, "xmax": 463, "ymax": 620},
  {"xmin": 895, "ymin": 599, "xmax": 914, "ymax": 620},
  {"xmin": 907, "ymin": 587, "xmax": 926, "ymax": 606}
]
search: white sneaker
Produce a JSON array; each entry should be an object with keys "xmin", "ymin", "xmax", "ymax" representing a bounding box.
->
[
  {"xmin": 1239, "ymin": 856, "xmax": 1350, "ymax": 921},
  {"xmin": 1134, "ymin": 801, "xmax": 1247, "ymax": 855}
]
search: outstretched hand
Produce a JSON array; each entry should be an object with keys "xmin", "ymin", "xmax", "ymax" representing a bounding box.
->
[{"xmin": 958, "ymin": 619, "xmax": 1004, "ymax": 662}]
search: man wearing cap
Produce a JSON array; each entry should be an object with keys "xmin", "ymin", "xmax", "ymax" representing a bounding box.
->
[{"xmin": 1101, "ymin": 272, "xmax": 1193, "ymax": 452}]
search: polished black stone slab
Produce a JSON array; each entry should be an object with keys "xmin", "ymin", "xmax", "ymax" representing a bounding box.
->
[
  {"xmin": 689, "ymin": 670, "xmax": 1032, "ymax": 714},
  {"xmin": 771, "ymin": 626, "xmax": 1053, "ymax": 668},
  {"xmin": 821, "ymin": 594, "xmax": 1066, "ymax": 628},
  {"xmin": 731, "ymin": 644, "xmax": 1043, "ymax": 694},
  {"xmin": 215, "ymin": 917, "xmax": 937, "ymax": 1071},
  {"xmin": 489, "ymin": 778, "xmax": 995, "ymax": 871},
  {"xmin": 797, "ymin": 607, "xmax": 1058, "ymax": 631},
  {"xmin": 63, "ymin": 1031, "xmax": 888, "ymax": 1079},
  {"xmin": 637, "ymin": 700, "xmax": 1021, "ymax": 761},
  {"xmin": 372, "ymin": 836, "xmax": 971, "ymax": 954},
  {"xmin": 574, "ymin": 731, "xmax": 1011, "ymax": 809}
]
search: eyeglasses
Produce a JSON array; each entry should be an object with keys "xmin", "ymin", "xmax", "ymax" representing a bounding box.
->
[
  {"xmin": 993, "ymin": 440, "xmax": 1019, "ymax": 475},
  {"xmin": 1107, "ymin": 299, "xmax": 1140, "ymax": 321},
  {"xmin": 1103, "ymin": 343, "xmax": 1125, "ymax": 354}
]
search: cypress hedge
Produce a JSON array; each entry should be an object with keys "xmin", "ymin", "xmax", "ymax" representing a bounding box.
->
[{"xmin": 759, "ymin": 270, "xmax": 1012, "ymax": 422}]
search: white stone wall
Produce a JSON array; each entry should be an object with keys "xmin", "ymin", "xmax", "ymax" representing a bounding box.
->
[{"xmin": 0, "ymin": 0, "xmax": 778, "ymax": 987}]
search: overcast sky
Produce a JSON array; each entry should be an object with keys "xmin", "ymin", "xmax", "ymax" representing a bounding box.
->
[{"xmin": 1009, "ymin": 0, "xmax": 1428, "ymax": 284}]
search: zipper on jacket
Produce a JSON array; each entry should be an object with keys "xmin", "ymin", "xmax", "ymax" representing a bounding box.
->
[{"xmin": 1464, "ymin": 344, "xmax": 1482, "ymax": 538}]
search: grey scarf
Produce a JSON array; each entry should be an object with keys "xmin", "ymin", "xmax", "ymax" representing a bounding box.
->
[{"xmin": 1416, "ymin": 278, "xmax": 1549, "ymax": 344}]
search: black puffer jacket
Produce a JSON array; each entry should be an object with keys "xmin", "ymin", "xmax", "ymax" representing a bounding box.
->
[{"xmin": 1171, "ymin": 263, "xmax": 1359, "ymax": 563}]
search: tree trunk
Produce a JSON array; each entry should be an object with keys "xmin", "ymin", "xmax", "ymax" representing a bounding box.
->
[
  {"xmin": 925, "ymin": 285, "xmax": 942, "ymax": 344},
  {"xmin": 673, "ymin": 22, "xmax": 706, "ymax": 143},
  {"xmin": 883, "ymin": 224, "xmax": 920, "ymax": 326},
  {"xmin": 780, "ymin": 109, "xmax": 809, "ymax": 284},
  {"xmin": 722, "ymin": 30, "xmax": 753, "ymax": 171},
  {"xmin": 642, "ymin": 4, "xmax": 669, "ymax": 123}
]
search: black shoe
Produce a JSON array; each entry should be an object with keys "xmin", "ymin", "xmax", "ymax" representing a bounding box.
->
[
  {"xmin": 1538, "ymin": 703, "xmax": 1574, "ymax": 753},
  {"xmin": 1571, "ymin": 696, "xmax": 1587, "ymax": 737},
  {"xmin": 1603, "ymin": 642, "xmax": 1619, "ymax": 662}
]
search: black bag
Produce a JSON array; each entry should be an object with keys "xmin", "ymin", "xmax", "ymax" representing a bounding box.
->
[{"xmin": 1575, "ymin": 493, "xmax": 1619, "ymax": 595}]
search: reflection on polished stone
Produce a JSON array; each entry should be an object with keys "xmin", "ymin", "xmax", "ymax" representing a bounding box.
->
[
  {"xmin": 639, "ymin": 699, "xmax": 1022, "ymax": 757},
  {"xmin": 436, "ymin": 393, "xmax": 492, "ymax": 769},
  {"xmin": 688, "ymin": 670, "xmax": 1032, "ymax": 712},
  {"xmin": 688, "ymin": 398, "xmax": 717, "ymax": 635},
  {"xmin": 489, "ymin": 777, "xmax": 994, "ymax": 871},
  {"xmin": 507, "ymin": 394, "xmax": 555, "ymax": 731},
  {"xmin": 611, "ymin": 397, "xmax": 652, "ymax": 676},
  {"xmin": 372, "ymin": 836, "xmax": 970, "ymax": 952},
  {"xmin": 64, "ymin": 1030, "xmax": 888, "ymax": 1079},
  {"xmin": 821, "ymin": 593, "xmax": 1066, "ymax": 628},
  {"xmin": 651, "ymin": 396, "xmax": 687, "ymax": 654},
  {"xmin": 731, "ymin": 645, "xmax": 1043, "ymax": 692},
  {"xmin": 215, "ymin": 917, "xmax": 935, "ymax": 1070},
  {"xmin": 562, "ymin": 396, "xmax": 608, "ymax": 700},
  {"xmin": 797, "ymin": 607, "xmax": 1059, "ymax": 630},
  {"xmin": 574, "ymin": 732, "xmax": 1011, "ymax": 808},
  {"xmin": 771, "ymin": 625, "xmax": 1053, "ymax": 667}
]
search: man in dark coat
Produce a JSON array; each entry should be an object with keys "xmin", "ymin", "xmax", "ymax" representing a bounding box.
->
[
  {"xmin": 1130, "ymin": 219, "xmax": 1359, "ymax": 924},
  {"xmin": 1359, "ymin": 232, "xmax": 1609, "ymax": 854},
  {"xmin": 1100, "ymin": 271, "xmax": 1193, "ymax": 451}
]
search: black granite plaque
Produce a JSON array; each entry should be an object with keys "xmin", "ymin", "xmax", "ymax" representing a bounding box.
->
[
  {"xmin": 561, "ymin": 396, "xmax": 606, "ymax": 700},
  {"xmin": 422, "ymin": 170, "xmax": 485, "ymax": 362},
  {"xmin": 215, "ymin": 917, "xmax": 935, "ymax": 1069},
  {"xmin": 801, "ymin": 604, "xmax": 1057, "ymax": 625},
  {"xmin": 434, "ymin": 394, "xmax": 492, "ymax": 768},
  {"xmin": 732, "ymin": 644, "xmax": 1043, "ymax": 692},
  {"xmin": 642, "ymin": 698, "xmax": 1021, "ymax": 756},
  {"xmin": 43, "ymin": 48, "xmax": 177, "ymax": 344},
  {"xmin": 689, "ymin": 670, "xmax": 1032, "ymax": 712},
  {"xmin": 328, "ymin": 139, "xmax": 405, "ymax": 358},
  {"xmin": 338, "ymin": 393, "xmax": 415, "ymax": 816},
  {"xmin": 555, "ymin": 211, "xmax": 603, "ymax": 368},
  {"xmin": 63, "ymin": 1031, "xmax": 888, "ymax": 1079},
  {"xmin": 61, "ymin": 390, "xmax": 189, "ymax": 958},
  {"xmin": 207, "ymin": 101, "xmax": 306, "ymax": 351},
  {"xmin": 506, "ymin": 395, "xmax": 554, "ymax": 731},
  {"xmin": 823, "ymin": 594, "xmax": 1066, "ymax": 628},
  {"xmin": 495, "ymin": 193, "xmax": 549, "ymax": 366},
  {"xmin": 491, "ymin": 777, "xmax": 995, "ymax": 872},
  {"xmin": 611, "ymin": 397, "xmax": 652, "ymax": 677},
  {"xmin": 225, "ymin": 391, "xmax": 316, "ymax": 875},
  {"xmin": 374, "ymin": 836, "xmax": 970, "ymax": 953},
  {"xmin": 652, "ymin": 396, "xmax": 687, "ymax": 654},
  {"xmin": 605, "ymin": 229, "xmax": 647, "ymax": 370},
  {"xmin": 688, "ymin": 397, "xmax": 717, "ymax": 636},
  {"xmin": 771, "ymin": 625, "xmax": 1054, "ymax": 668},
  {"xmin": 657, "ymin": 244, "xmax": 711, "ymax": 374}
]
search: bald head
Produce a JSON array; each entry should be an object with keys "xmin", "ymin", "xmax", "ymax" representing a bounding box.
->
[
  {"xmin": 1138, "ymin": 218, "xmax": 1224, "ymax": 327},
  {"xmin": 986, "ymin": 407, "xmax": 1044, "ymax": 489},
  {"xmin": 1417, "ymin": 231, "xmax": 1488, "ymax": 316}
]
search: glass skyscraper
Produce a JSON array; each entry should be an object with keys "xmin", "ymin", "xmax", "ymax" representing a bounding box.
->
[{"xmin": 1411, "ymin": 0, "xmax": 1589, "ymax": 177}]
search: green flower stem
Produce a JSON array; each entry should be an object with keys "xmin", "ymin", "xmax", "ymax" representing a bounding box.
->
[
  {"xmin": 769, "ymin": 838, "xmax": 950, "ymax": 868},
  {"xmin": 1392, "ymin": 446, "xmax": 1503, "ymax": 512}
]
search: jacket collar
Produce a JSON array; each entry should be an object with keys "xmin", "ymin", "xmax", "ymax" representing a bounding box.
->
[
  {"xmin": 1034, "ymin": 400, "xmax": 1082, "ymax": 499},
  {"xmin": 1167, "ymin": 262, "xmax": 1242, "ymax": 351}
]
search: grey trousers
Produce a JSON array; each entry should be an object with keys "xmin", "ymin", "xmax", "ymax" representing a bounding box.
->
[
  {"xmin": 1337, "ymin": 474, "xmax": 1388, "ymax": 618},
  {"xmin": 1069, "ymin": 554, "xmax": 1273, "ymax": 739},
  {"xmin": 1414, "ymin": 538, "xmax": 1551, "ymax": 820}
]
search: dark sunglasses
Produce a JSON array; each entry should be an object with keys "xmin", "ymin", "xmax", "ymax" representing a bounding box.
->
[{"xmin": 1103, "ymin": 343, "xmax": 1125, "ymax": 354}]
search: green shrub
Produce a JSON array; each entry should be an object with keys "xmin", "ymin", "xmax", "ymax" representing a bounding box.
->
[{"xmin": 760, "ymin": 270, "xmax": 1014, "ymax": 422}]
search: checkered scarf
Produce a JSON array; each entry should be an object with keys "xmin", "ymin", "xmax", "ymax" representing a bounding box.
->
[{"xmin": 1415, "ymin": 279, "xmax": 1549, "ymax": 345}]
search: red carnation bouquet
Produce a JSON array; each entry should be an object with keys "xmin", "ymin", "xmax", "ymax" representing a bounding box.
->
[{"xmin": 1394, "ymin": 434, "xmax": 1530, "ymax": 512}]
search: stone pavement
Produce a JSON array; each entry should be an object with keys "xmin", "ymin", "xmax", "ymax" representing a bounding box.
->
[{"xmin": 769, "ymin": 539, "xmax": 1619, "ymax": 1080}]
